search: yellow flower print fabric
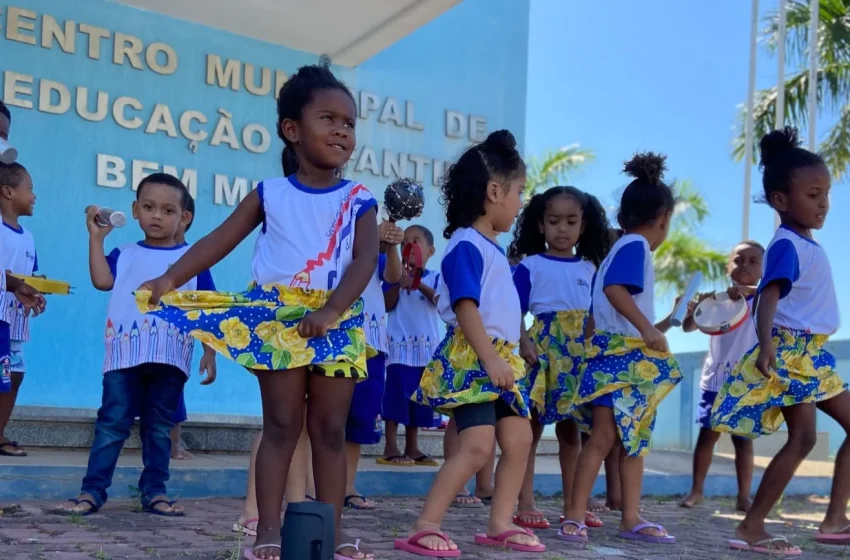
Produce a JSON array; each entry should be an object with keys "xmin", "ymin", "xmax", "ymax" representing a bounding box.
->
[
  {"xmin": 710, "ymin": 327, "xmax": 846, "ymax": 437},
  {"xmin": 135, "ymin": 284, "xmax": 368, "ymax": 378},
  {"xmin": 413, "ymin": 327, "xmax": 531, "ymax": 416}
]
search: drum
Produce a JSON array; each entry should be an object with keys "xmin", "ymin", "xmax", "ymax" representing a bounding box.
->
[{"xmin": 693, "ymin": 292, "xmax": 748, "ymax": 335}]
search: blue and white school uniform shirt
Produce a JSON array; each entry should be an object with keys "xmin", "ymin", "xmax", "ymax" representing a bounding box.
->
[
  {"xmin": 759, "ymin": 225, "xmax": 839, "ymax": 335},
  {"xmin": 104, "ymin": 242, "xmax": 214, "ymax": 375},
  {"xmin": 362, "ymin": 253, "xmax": 388, "ymax": 354},
  {"xmin": 387, "ymin": 269, "xmax": 442, "ymax": 367},
  {"xmin": 0, "ymin": 223, "xmax": 37, "ymax": 341},
  {"xmin": 513, "ymin": 254, "xmax": 595, "ymax": 315},
  {"xmin": 252, "ymin": 176, "xmax": 377, "ymax": 290},
  {"xmin": 437, "ymin": 228, "xmax": 520, "ymax": 343},
  {"xmin": 592, "ymin": 234, "xmax": 655, "ymax": 338},
  {"xmin": 701, "ymin": 297, "xmax": 757, "ymax": 392}
]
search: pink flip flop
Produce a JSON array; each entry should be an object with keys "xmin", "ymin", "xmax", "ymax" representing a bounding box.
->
[
  {"xmin": 557, "ymin": 520, "xmax": 588, "ymax": 543},
  {"xmin": 815, "ymin": 524, "xmax": 850, "ymax": 544},
  {"xmin": 474, "ymin": 528, "xmax": 546, "ymax": 552},
  {"xmin": 729, "ymin": 536, "xmax": 802, "ymax": 556},
  {"xmin": 394, "ymin": 531, "xmax": 461, "ymax": 557},
  {"xmin": 233, "ymin": 517, "xmax": 258, "ymax": 537},
  {"xmin": 243, "ymin": 544, "xmax": 280, "ymax": 560}
]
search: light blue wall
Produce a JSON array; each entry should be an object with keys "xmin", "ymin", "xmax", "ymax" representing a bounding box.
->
[{"xmin": 0, "ymin": 0, "xmax": 530, "ymax": 415}]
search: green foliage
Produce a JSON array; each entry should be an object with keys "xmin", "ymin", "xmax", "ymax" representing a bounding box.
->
[{"xmin": 524, "ymin": 144, "xmax": 595, "ymax": 195}]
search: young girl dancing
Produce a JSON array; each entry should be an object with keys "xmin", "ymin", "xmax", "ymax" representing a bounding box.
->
[
  {"xmin": 395, "ymin": 130, "xmax": 544, "ymax": 556},
  {"xmin": 711, "ymin": 128, "xmax": 849, "ymax": 555},
  {"xmin": 560, "ymin": 153, "xmax": 682, "ymax": 544},
  {"xmin": 509, "ymin": 186, "xmax": 611, "ymax": 531},
  {"xmin": 680, "ymin": 241, "xmax": 761, "ymax": 511},
  {"xmin": 138, "ymin": 64, "xmax": 378, "ymax": 560}
]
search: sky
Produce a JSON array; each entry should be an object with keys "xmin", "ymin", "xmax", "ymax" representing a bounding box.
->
[{"xmin": 524, "ymin": 0, "xmax": 850, "ymax": 353}]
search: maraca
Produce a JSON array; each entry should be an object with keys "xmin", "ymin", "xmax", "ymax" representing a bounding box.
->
[{"xmin": 383, "ymin": 178, "xmax": 426, "ymax": 290}]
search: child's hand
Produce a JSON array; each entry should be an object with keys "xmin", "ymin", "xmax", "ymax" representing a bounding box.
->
[
  {"xmin": 755, "ymin": 344, "xmax": 777, "ymax": 377},
  {"xmin": 727, "ymin": 286, "xmax": 745, "ymax": 300},
  {"xmin": 138, "ymin": 275, "xmax": 177, "ymax": 307},
  {"xmin": 483, "ymin": 356, "xmax": 515, "ymax": 390},
  {"xmin": 379, "ymin": 221, "xmax": 404, "ymax": 246},
  {"xmin": 199, "ymin": 346, "xmax": 217, "ymax": 385},
  {"xmin": 641, "ymin": 325, "xmax": 669, "ymax": 353},
  {"xmin": 398, "ymin": 274, "xmax": 414, "ymax": 291},
  {"xmin": 85, "ymin": 205, "xmax": 113, "ymax": 239},
  {"xmin": 519, "ymin": 335, "xmax": 537, "ymax": 366},
  {"xmin": 297, "ymin": 307, "xmax": 337, "ymax": 338},
  {"xmin": 14, "ymin": 282, "xmax": 46, "ymax": 317}
]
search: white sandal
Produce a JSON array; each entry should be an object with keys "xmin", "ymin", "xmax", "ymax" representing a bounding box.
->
[
  {"xmin": 335, "ymin": 538, "xmax": 374, "ymax": 559},
  {"xmin": 244, "ymin": 543, "xmax": 281, "ymax": 560}
]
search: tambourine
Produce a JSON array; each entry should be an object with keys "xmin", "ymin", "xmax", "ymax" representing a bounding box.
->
[
  {"xmin": 693, "ymin": 292, "xmax": 748, "ymax": 335},
  {"xmin": 402, "ymin": 242, "xmax": 424, "ymax": 291},
  {"xmin": 10, "ymin": 274, "xmax": 73, "ymax": 295},
  {"xmin": 384, "ymin": 178, "xmax": 425, "ymax": 223}
]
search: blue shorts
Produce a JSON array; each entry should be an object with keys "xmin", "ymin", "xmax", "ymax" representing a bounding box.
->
[
  {"xmin": 590, "ymin": 393, "xmax": 614, "ymax": 408},
  {"xmin": 172, "ymin": 391, "xmax": 188, "ymax": 424},
  {"xmin": 698, "ymin": 389, "xmax": 747, "ymax": 441},
  {"xmin": 383, "ymin": 364, "xmax": 440, "ymax": 428},
  {"xmin": 345, "ymin": 354, "xmax": 386, "ymax": 445},
  {"xmin": 0, "ymin": 322, "xmax": 10, "ymax": 393}
]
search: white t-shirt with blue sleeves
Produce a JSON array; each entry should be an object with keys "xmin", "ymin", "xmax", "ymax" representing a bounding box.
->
[
  {"xmin": 387, "ymin": 269, "xmax": 441, "ymax": 367},
  {"xmin": 104, "ymin": 242, "xmax": 215, "ymax": 375},
  {"xmin": 437, "ymin": 227, "xmax": 521, "ymax": 343},
  {"xmin": 0, "ymin": 222, "xmax": 37, "ymax": 341},
  {"xmin": 362, "ymin": 253, "xmax": 388, "ymax": 354},
  {"xmin": 592, "ymin": 234, "xmax": 655, "ymax": 338},
  {"xmin": 759, "ymin": 225, "xmax": 839, "ymax": 335},
  {"xmin": 513, "ymin": 254, "xmax": 595, "ymax": 316},
  {"xmin": 252, "ymin": 176, "xmax": 377, "ymax": 290}
]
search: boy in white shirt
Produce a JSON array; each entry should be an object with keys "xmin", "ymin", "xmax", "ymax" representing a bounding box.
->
[
  {"xmin": 0, "ymin": 161, "xmax": 37, "ymax": 457},
  {"xmin": 56, "ymin": 173, "xmax": 216, "ymax": 517}
]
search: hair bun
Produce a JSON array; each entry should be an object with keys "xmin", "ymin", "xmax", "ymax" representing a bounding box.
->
[
  {"xmin": 623, "ymin": 152, "xmax": 667, "ymax": 185},
  {"xmin": 759, "ymin": 126, "xmax": 801, "ymax": 167},
  {"xmin": 484, "ymin": 129, "xmax": 517, "ymax": 151}
]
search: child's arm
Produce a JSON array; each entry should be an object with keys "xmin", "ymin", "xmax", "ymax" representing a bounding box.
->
[
  {"xmin": 753, "ymin": 239, "xmax": 798, "ymax": 376},
  {"xmin": 299, "ymin": 206, "xmax": 379, "ymax": 337},
  {"xmin": 382, "ymin": 242, "xmax": 403, "ymax": 311},
  {"xmin": 86, "ymin": 206, "xmax": 115, "ymax": 291},
  {"xmin": 584, "ymin": 314, "xmax": 595, "ymax": 340},
  {"xmin": 512, "ymin": 263, "xmax": 535, "ymax": 365},
  {"xmin": 144, "ymin": 190, "xmax": 263, "ymax": 303},
  {"xmin": 604, "ymin": 285, "xmax": 665, "ymax": 351},
  {"xmin": 381, "ymin": 226, "xmax": 403, "ymax": 285},
  {"xmin": 417, "ymin": 280, "xmax": 437, "ymax": 304}
]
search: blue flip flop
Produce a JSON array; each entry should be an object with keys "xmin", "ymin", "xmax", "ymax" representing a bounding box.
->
[{"xmin": 143, "ymin": 498, "xmax": 185, "ymax": 517}]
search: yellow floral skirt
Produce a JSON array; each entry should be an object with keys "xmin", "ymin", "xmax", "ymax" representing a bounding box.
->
[
  {"xmin": 571, "ymin": 332, "xmax": 682, "ymax": 457},
  {"xmin": 527, "ymin": 310, "xmax": 590, "ymax": 428},
  {"xmin": 710, "ymin": 327, "xmax": 846, "ymax": 437},
  {"xmin": 135, "ymin": 284, "xmax": 368, "ymax": 378},
  {"xmin": 412, "ymin": 327, "xmax": 531, "ymax": 417}
]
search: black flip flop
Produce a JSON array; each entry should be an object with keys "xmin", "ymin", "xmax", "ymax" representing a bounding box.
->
[
  {"xmin": 0, "ymin": 441, "xmax": 27, "ymax": 457},
  {"xmin": 344, "ymin": 494, "xmax": 376, "ymax": 510},
  {"xmin": 54, "ymin": 497, "xmax": 98, "ymax": 516},
  {"xmin": 143, "ymin": 498, "xmax": 185, "ymax": 517}
]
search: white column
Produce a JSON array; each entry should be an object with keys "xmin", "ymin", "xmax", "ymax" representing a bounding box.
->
[
  {"xmin": 742, "ymin": 0, "xmax": 760, "ymax": 240},
  {"xmin": 775, "ymin": 0, "xmax": 788, "ymax": 230},
  {"xmin": 808, "ymin": 0, "xmax": 819, "ymax": 150}
]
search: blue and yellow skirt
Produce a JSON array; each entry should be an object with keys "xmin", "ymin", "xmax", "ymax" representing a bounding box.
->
[
  {"xmin": 710, "ymin": 327, "xmax": 846, "ymax": 437},
  {"xmin": 412, "ymin": 326, "xmax": 532, "ymax": 417},
  {"xmin": 135, "ymin": 284, "xmax": 368, "ymax": 378},
  {"xmin": 571, "ymin": 332, "xmax": 682, "ymax": 457},
  {"xmin": 527, "ymin": 310, "xmax": 590, "ymax": 428}
]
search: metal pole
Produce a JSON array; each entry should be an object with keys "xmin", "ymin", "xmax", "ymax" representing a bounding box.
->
[
  {"xmin": 742, "ymin": 0, "xmax": 760, "ymax": 240},
  {"xmin": 808, "ymin": 0, "xmax": 819, "ymax": 150},
  {"xmin": 775, "ymin": 0, "xmax": 788, "ymax": 230}
]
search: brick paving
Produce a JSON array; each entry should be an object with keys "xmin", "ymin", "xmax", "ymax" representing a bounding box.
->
[{"xmin": 0, "ymin": 495, "xmax": 847, "ymax": 559}]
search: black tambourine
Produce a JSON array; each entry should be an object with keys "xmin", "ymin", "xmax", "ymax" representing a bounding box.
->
[{"xmin": 383, "ymin": 178, "xmax": 425, "ymax": 222}]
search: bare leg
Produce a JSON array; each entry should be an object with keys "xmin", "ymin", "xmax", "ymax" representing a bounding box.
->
[
  {"xmin": 604, "ymin": 442, "xmax": 623, "ymax": 510},
  {"xmin": 485, "ymin": 416, "xmax": 540, "ymax": 547},
  {"xmin": 0, "ymin": 373, "xmax": 24, "ymax": 456},
  {"xmin": 735, "ymin": 403, "xmax": 816, "ymax": 553},
  {"xmin": 555, "ymin": 420, "xmax": 581, "ymax": 517},
  {"xmin": 732, "ymin": 436, "xmax": 754, "ymax": 512},
  {"xmin": 681, "ymin": 428, "xmax": 721, "ymax": 508},
  {"xmin": 236, "ymin": 431, "xmax": 261, "ymax": 533},
  {"xmin": 381, "ymin": 420, "xmax": 413, "ymax": 465},
  {"xmin": 475, "ymin": 440, "xmax": 496, "ymax": 500},
  {"xmin": 619, "ymin": 449, "xmax": 668, "ymax": 537},
  {"xmin": 515, "ymin": 413, "xmax": 545, "ymax": 525},
  {"xmin": 286, "ymin": 422, "xmax": 310, "ymax": 504},
  {"xmin": 443, "ymin": 417, "xmax": 480, "ymax": 506},
  {"xmin": 816, "ymin": 391, "xmax": 850, "ymax": 536},
  {"xmin": 170, "ymin": 423, "xmax": 193, "ymax": 460},
  {"xmin": 345, "ymin": 442, "xmax": 376, "ymax": 509}
]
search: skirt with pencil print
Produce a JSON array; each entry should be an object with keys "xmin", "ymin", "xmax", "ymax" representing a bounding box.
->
[
  {"xmin": 135, "ymin": 284, "xmax": 369, "ymax": 379},
  {"xmin": 710, "ymin": 326, "xmax": 846, "ymax": 438},
  {"xmin": 571, "ymin": 331, "xmax": 682, "ymax": 457},
  {"xmin": 527, "ymin": 310, "xmax": 591, "ymax": 429},
  {"xmin": 412, "ymin": 326, "xmax": 534, "ymax": 417}
]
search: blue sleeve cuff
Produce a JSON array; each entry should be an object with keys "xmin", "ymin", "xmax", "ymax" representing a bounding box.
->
[
  {"xmin": 196, "ymin": 269, "xmax": 216, "ymax": 291},
  {"xmin": 759, "ymin": 238, "xmax": 799, "ymax": 299},
  {"xmin": 106, "ymin": 248, "xmax": 121, "ymax": 280},
  {"xmin": 513, "ymin": 263, "xmax": 531, "ymax": 315},
  {"xmin": 603, "ymin": 240, "xmax": 645, "ymax": 295},
  {"xmin": 356, "ymin": 197, "xmax": 378, "ymax": 219},
  {"xmin": 441, "ymin": 241, "xmax": 483, "ymax": 308},
  {"xmin": 377, "ymin": 253, "xmax": 387, "ymax": 281}
]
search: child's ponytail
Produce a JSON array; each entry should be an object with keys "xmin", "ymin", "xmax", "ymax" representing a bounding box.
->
[
  {"xmin": 508, "ymin": 193, "xmax": 548, "ymax": 261},
  {"xmin": 576, "ymin": 193, "xmax": 612, "ymax": 267}
]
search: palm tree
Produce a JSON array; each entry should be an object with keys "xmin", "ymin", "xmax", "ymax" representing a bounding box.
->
[
  {"xmin": 654, "ymin": 181, "xmax": 728, "ymax": 295},
  {"xmin": 524, "ymin": 144, "xmax": 595, "ymax": 196},
  {"xmin": 732, "ymin": 0, "xmax": 850, "ymax": 180}
]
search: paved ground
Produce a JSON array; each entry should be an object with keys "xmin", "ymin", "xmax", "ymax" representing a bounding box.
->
[{"xmin": 1, "ymin": 495, "xmax": 848, "ymax": 559}]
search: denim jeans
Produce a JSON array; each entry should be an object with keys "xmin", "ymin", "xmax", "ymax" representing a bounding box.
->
[{"xmin": 81, "ymin": 363, "xmax": 186, "ymax": 508}]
